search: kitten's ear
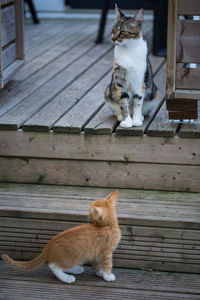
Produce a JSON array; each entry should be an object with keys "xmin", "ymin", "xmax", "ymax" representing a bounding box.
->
[
  {"xmin": 106, "ymin": 190, "xmax": 118, "ymax": 205},
  {"xmin": 90, "ymin": 206, "xmax": 102, "ymax": 218},
  {"xmin": 115, "ymin": 3, "xmax": 125, "ymax": 20},
  {"xmin": 133, "ymin": 8, "xmax": 144, "ymax": 25}
]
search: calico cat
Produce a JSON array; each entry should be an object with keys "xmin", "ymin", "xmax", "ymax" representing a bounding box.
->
[
  {"xmin": 105, "ymin": 5, "xmax": 158, "ymax": 128},
  {"xmin": 2, "ymin": 190, "xmax": 121, "ymax": 284}
]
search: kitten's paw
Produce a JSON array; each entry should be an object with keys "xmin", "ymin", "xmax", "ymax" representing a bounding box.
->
[
  {"xmin": 103, "ymin": 272, "xmax": 116, "ymax": 282},
  {"xmin": 120, "ymin": 116, "xmax": 132, "ymax": 128},
  {"xmin": 65, "ymin": 275, "xmax": 76, "ymax": 284},
  {"xmin": 96, "ymin": 270, "xmax": 103, "ymax": 277},
  {"xmin": 132, "ymin": 118, "xmax": 143, "ymax": 127},
  {"xmin": 66, "ymin": 265, "xmax": 84, "ymax": 274}
]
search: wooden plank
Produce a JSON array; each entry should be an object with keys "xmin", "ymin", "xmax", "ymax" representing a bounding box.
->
[
  {"xmin": 179, "ymin": 103, "xmax": 200, "ymax": 137},
  {"xmin": 16, "ymin": 21, "xmax": 98, "ymax": 82},
  {"xmin": 1, "ymin": 263, "xmax": 200, "ymax": 295},
  {"xmin": 84, "ymin": 103, "xmax": 117, "ymax": 134},
  {"xmin": 15, "ymin": 0, "xmax": 24, "ymax": 59},
  {"xmin": 175, "ymin": 89, "xmax": 200, "ymax": 99},
  {"xmin": 24, "ymin": 20, "xmax": 74, "ymax": 51},
  {"xmin": 177, "ymin": 0, "xmax": 200, "ymax": 15},
  {"xmin": 0, "ymin": 21, "xmax": 113, "ymax": 118},
  {"xmin": 22, "ymin": 52, "xmax": 112, "ymax": 131},
  {"xmin": 0, "ymin": 36, "xmax": 112, "ymax": 124},
  {"xmin": 115, "ymin": 62, "xmax": 166, "ymax": 136},
  {"xmin": 1, "ymin": 278, "xmax": 200, "ymax": 300},
  {"xmin": 0, "ymin": 130, "xmax": 199, "ymax": 166},
  {"xmin": 0, "ymin": 183, "xmax": 200, "ymax": 229},
  {"xmin": 2, "ymin": 42, "xmax": 16, "ymax": 70},
  {"xmin": 168, "ymin": 110, "xmax": 198, "ymax": 120},
  {"xmin": 0, "ymin": 157, "xmax": 199, "ymax": 192},
  {"xmin": 176, "ymin": 20, "xmax": 200, "ymax": 63},
  {"xmin": 166, "ymin": 0, "xmax": 177, "ymax": 99},
  {"xmin": 166, "ymin": 99, "xmax": 197, "ymax": 111},
  {"xmin": 176, "ymin": 67, "xmax": 200, "ymax": 90},
  {"xmin": 53, "ymin": 73, "xmax": 111, "ymax": 133},
  {"xmin": 1, "ymin": 216, "xmax": 200, "ymax": 273},
  {"xmin": 146, "ymin": 102, "xmax": 178, "ymax": 137},
  {"xmin": 1, "ymin": 5, "xmax": 16, "ymax": 47},
  {"xmin": 0, "ymin": 59, "xmax": 24, "ymax": 88}
]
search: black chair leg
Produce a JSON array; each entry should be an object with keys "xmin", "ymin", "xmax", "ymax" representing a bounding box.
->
[
  {"xmin": 25, "ymin": 0, "xmax": 39, "ymax": 24},
  {"xmin": 95, "ymin": 0, "xmax": 110, "ymax": 43}
]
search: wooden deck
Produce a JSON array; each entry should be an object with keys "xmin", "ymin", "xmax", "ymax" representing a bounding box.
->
[
  {"xmin": 1, "ymin": 183, "xmax": 200, "ymax": 274},
  {"xmin": 1, "ymin": 262, "xmax": 200, "ymax": 300},
  {"xmin": 0, "ymin": 19, "xmax": 199, "ymax": 192}
]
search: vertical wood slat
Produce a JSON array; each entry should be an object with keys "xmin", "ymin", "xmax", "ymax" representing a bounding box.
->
[
  {"xmin": 2, "ymin": 43, "xmax": 16, "ymax": 70},
  {"xmin": 176, "ymin": 20, "xmax": 200, "ymax": 63},
  {"xmin": 15, "ymin": 0, "xmax": 24, "ymax": 59},
  {"xmin": 166, "ymin": 0, "xmax": 177, "ymax": 100},
  {"xmin": 1, "ymin": 5, "xmax": 16, "ymax": 47}
]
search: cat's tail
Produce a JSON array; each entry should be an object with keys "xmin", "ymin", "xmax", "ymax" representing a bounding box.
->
[{"xmin": 1, "ymin": 252, "xmax": 46, "ymax": 270}]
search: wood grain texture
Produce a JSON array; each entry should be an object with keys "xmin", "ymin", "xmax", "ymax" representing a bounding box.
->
[
  {"xmin": 15, "ymin": 0, "xmax": 24, "ymax": 59},
  {"xmin": 2, "ymin": 43, "xmax": 16, "ymax": 70},
  {"xmin": 0, "ymin": 130, "xmax": 199, "ymax": 165},
  {"xmin": 175, "ymin": 89, "xmax": 200, "ymax": 99},
  {"xmin": 166, "ymin": 99, "xmax": 197, "ymax": 111},
  {"xmin": 22, "ymin": 52, "xmax": 112, "ymax": 131},
  {"xmin": 177, "ymin": 0, "xmax": 200, "ymax": 15},
  {"xmin": 0, "ymin": 183, "xmax": 200, "ymax": 273},
  {"xmin": 168, "ymin": 110, "xmax": 198, "ymax": 120},
  {"xmin": 0, "ymin": 157, "xmax": 199, "ymax": 192},
  {"xmin": 0, "ymin": 42, "xmax": 113, "ymax": 129},
  {"xmin": 166, "ymin": 0, "xmax": 177, "ymax": 99},
  {"xmin": 53, "ymin": 73, "xmax": 111, "ymax": 133},
  {"xmin": 1, "ymin": 264, "xmax": 200, "ymax": 300},
  {"xmin": 179, "ymin": 103, "xmax": 200, "ymax": 137},
  {"xmin": 17, "ymin": 21, "xmax": 98, "ymax": 82},
  {"xmin": 146, "ymin": 102, "xmax": 178, "ymax": 137},
  {"xmin": 1, "ymin": 5, "xmax": 16, "ymax": 47},
  {"xmin": 176, "ymin": 67, "xmax": 200, "ymax": 90},
  {"xmin": 176, "ymin": 20, "xmax": 200, "ymax": 63}
]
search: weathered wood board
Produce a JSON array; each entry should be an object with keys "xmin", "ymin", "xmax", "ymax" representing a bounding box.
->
[{"xmin": 0, "ymin": 183, "xmax": 200, "ymax": 273}]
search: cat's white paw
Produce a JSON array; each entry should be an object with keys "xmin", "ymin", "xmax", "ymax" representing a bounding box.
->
[
  {"xmin": 102, "ymin": 272, "xmax": 116, "ymax": 282},
  {"xmin": 96, "ymin": 270, "xmax": 103, "ymax": 277},
  {"xmin": 132, "ymin": 118, "xmax": 143, "ymax": 127},
  {"xmin": 120, "ymin": 116, "xmax": 132, "ymax": 128},
  {"xmin": 66, "ymin": 265, "xmax": 84, "ymax": 274},
  {"xmin": 65, "ymin": 275, "xmax": 76, "ymax": 284}
]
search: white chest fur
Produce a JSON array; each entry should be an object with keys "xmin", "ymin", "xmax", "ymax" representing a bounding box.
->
[{"xmin": 114, "ymin": 37, "xmax": 147, "ymax": 94}]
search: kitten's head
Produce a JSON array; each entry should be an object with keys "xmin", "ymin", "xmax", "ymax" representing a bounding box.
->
[
  {"xmin": 89, "ymin": 190, "xmax": 118, "ymax": 226},
  {"xmin": 112, "ymin": 4, "xmax": 144, "ymax": 45}
]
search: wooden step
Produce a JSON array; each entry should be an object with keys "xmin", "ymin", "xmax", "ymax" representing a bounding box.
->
[
  {"xmin": 1, "ymin": 262, "xmax": 200, "ymax": 300},
  {"xmin": 0, "ymin": 183, "xmax": 200, "ymax": 274}
]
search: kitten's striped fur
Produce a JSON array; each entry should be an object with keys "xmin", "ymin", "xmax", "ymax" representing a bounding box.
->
[{"xmin": 105, "ymin": 5, "xmax": 158, "ymax": 127}]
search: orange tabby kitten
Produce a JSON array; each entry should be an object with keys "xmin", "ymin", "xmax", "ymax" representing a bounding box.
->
[{"xmin": 2, "ymin": 190, "xmax": 121, "ymax": 283}]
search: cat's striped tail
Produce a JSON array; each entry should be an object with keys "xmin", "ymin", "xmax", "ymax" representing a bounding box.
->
[{"xmin": 1, "ymin": 252, "xmax": 46, "ymax": 270}]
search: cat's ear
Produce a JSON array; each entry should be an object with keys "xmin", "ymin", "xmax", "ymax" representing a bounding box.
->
[
  {"xmin": 132, "ymin": 8, "xmax": 144, "ymax": 25},
  {"xmin": 106, "ymin": 190, "xmax": 118, "ymax": 205},
  {"xmin": 115, "ymin": 3, "xmax": 125, "ymax": 20},
  {"xmin": 90, "ymin": 206, "xmax": 102, "ymax": 218}
]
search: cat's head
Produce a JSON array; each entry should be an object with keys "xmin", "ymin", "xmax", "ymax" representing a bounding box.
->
[
  {"xmin": 111, "ymin": 4, "xmax": 144, "ymax": 46},
  {"xmin": 89, "ymin": 190, "xmax": 118, "ymax": 226}
]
